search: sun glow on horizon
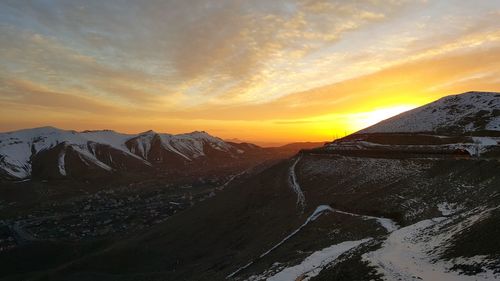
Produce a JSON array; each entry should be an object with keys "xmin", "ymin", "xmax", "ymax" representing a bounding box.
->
[
  {"xmin": 291, "ymin": 104, "xmax": 419, "ymax": 142},
  {"xmin": 0, "ymin": 1, "xmax": 499, "ymax": 143},
  {"xmin": 348, "ymin": 105, "xmax": 418, "ymax": 133}
]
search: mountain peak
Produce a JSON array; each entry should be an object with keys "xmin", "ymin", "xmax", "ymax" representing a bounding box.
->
[
  {"xmin": 359, "ymin": 91, "xmax": 500, "ymax": 134},
  {"xmin": 437, "ymin": 91, "xmax": 500, "ymax": 102},
  {"xmin": 138, "ymin": 130, "xmax": 157, "ymax": 135},
  {"xmin": 80, "ymin": 129, "xmax": 117, "ymax": 133},
  {"xmin": 462, "ymin": 90, "xmax": 499, "ymax": 95},
  {"xmin": 33, "ymin": 125, "xmax": 61, "ymax": 131},
  {"xmin": 179, "ymin": 130, "xmax": 217, "ymax": 140},
  {"xmin": 187, "ymin": 130, "xmax": 209, "ymax": 135}
]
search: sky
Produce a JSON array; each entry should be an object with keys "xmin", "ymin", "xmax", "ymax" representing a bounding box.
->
[{"xmin": 0, "ymin": 0, "xmax": 499, "ymax": 145}]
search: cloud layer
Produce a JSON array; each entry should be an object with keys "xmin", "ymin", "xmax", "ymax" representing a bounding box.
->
[{"xmin": 0, "ymin": 0, "xmax": 499, "ymax": 143}]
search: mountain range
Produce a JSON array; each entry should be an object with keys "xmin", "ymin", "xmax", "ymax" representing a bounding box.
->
[
  {"xmin": 0, "ymin": 127, "xmax": 318, "ymax": 181},
  {"xmin": 0, "ymin": 91, "xmax": 499, "ymax": 281}
]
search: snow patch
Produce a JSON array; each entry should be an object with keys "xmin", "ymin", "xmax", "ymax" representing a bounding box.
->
[
  {"xmin": 363, "ymin": 207, "xmax": 500, "ymax": 281},
  {"xmin": 58, "ymin": 149, "xmax": 66, "ymax": 176},
  {"xmin": 289, "ymin": 155, "xmax": 306, "ymax": 210},
  {"xmin": 437, "ymin": 202, "xmax": 463, "ymax": 216},
  {"xmin": 159, "ymin": 135, "xmax": 192, "ymax": 161},
  {"xmin": 266, "ymin": 238, "xmax": 372, "ymax": 281},
  {"xmin": 332, "ymin": 209, "xmax": 399, "ymax": 233},
  {"xmin": 472, "ymin": 137, "xmax": 498, "ymax": 146},
  {"xmin": 72, "ymin": 146, "xmax": 113, "ymax": 172}
]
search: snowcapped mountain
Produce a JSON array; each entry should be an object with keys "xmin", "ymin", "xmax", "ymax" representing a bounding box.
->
[
  {"xmin": 126, "ymin": 130, "xmax": 239, "ymax": 162},
  {"xmin": 360, "ymin": 91, "xmax": 500, "ymax": 134},
  {"xmin": 0, "ymin": 127, "xmax": 265, "ymax": 180}
]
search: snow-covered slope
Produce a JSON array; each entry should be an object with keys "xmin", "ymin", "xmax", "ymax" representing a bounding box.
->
[
  {"xmin": 126, "ymin": 130, "xmax": 241, "ymax": 162},
  {"xmin": 0, "ymin": 127, "xmax": 144, "ymax": 178},
  {"xmin": 158, "ymin": 131, "xmax": 234, "ymax": 160},
  {"xmin": 360, "ymin": 91, "xmax": 500, "ymax": 134},
  {"xmin": 0, "ymin": 127, "xmax": 258, "ymax": 179}
]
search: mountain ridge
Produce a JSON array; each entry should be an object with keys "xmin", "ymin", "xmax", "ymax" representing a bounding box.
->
[
  {"xmin": 359, "ymin": 91, "xmax": 500, "ymax": 135},
  {"xmin": 0, "ymin": 127, "xmax": 277, "ymax": 180}
]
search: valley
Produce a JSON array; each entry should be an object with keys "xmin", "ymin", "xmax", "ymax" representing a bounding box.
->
[{"xmin": 0, "ymin": 91, "xmax": 499, "ymax": 281}]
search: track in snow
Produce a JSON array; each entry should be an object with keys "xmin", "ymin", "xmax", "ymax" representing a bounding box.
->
[
  {"xmin": 229, "ymin": 155, "xmax": 399, "ymax": 280},
  {"xmin": 289, "ymin": 153, "xmax": 397, "ymax": 232},
  {"xmin": 288, "ymin": 154, "xmax": 306, "ymax": 211},
  {"xmin": 331, "ymin": 209, "xmax": 399, "ymax": 233},
  {"xmin": 227, "ymin": 205, "xmax": 333, "ymax": 279},
  {"xmin": 217, "ymin": 170, "xmax": 248, "ymax": 191},
  {"xmin": 266, "ymin": 238, "xmax": 372, "ymax": 281},
  {"xmin": 228, "ymin": 204, "xmax": 399, "ymax": 280}
]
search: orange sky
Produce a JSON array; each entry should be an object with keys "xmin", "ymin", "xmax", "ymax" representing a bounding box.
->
[{"xmin": 0, "ymin": 1, "xmax": 499, "ymax": 145}]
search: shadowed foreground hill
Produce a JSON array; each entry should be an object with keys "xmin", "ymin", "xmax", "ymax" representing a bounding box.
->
[{"xmin": 30, "ymin": 152, "xmax": 500, "ymax": 281}]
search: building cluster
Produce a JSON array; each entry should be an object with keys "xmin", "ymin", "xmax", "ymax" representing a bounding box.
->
[{"xmin": 2, "ymin": 182, "xmax": 220, "ymax": 250}]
